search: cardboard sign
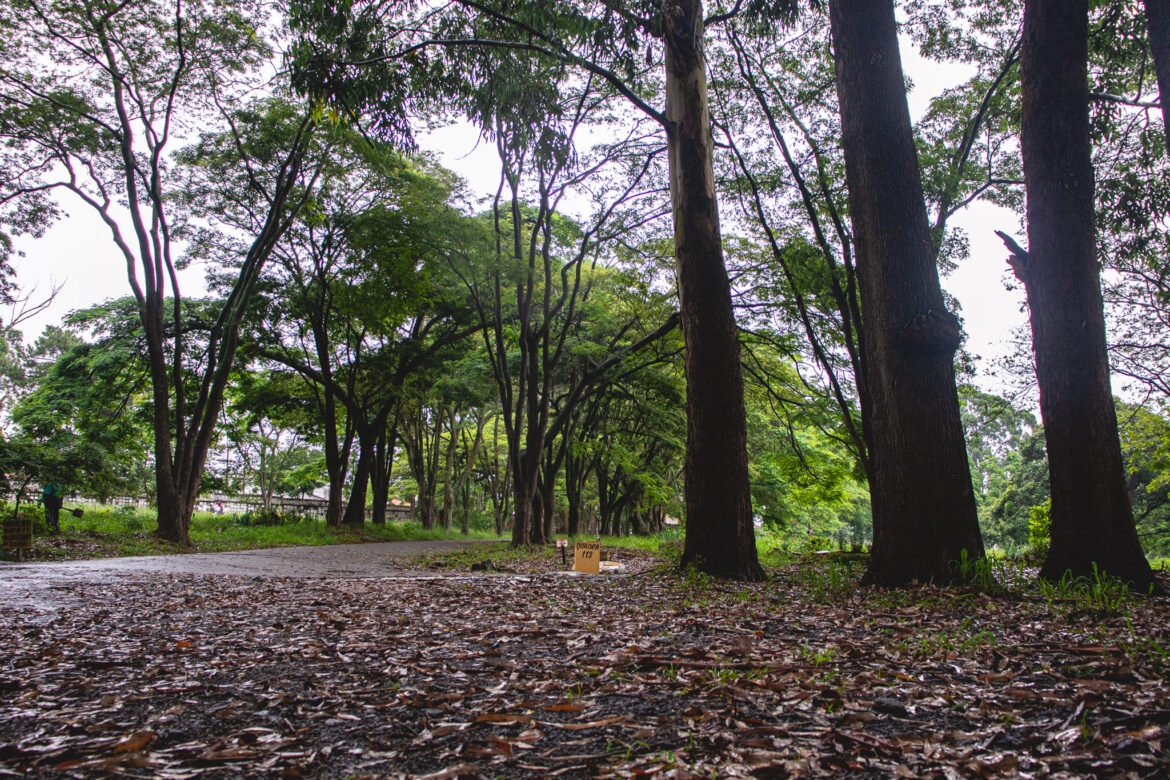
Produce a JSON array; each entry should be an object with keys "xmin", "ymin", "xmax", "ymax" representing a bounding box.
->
[
  {"xmin": 2, "ymin": 516, "xmax": 32, "ymax": 550},
  {"xmin": 555, "ymin": 538, "xmax": 568, "ymax": 548},
  {"xmin": 573, "ymin": 541, "xmax": 601, "ymax": 574}
]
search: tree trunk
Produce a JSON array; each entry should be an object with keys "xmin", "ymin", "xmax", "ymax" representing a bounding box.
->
[
  {"xmin": 460, "ymin": 478, "xmax": 472, "ymax": 535},
  {"xmin": 1145, "ymin": 0, "xmax": 1170, "ymax": 153},
  {"xmin": 323, "ymin": 415, "xmax": 352, "ymax": 528},
  {"xmin": 510, "ymin": 415, "xmax": 544, "ymax": 546},
  {"xmin": 370, "ymin": 419, "xmax": 398, "ymax": 525},
  {"xmin": 440, "ymin": 409, "xmax": 459, "ymax": 529},
  {"xmin": 531, "ymin": 483, "xmax": 545, "ymax": 545},
  {"xmin": 829, "ymin": 0, "xmax": 984, "ymax": 585},
  {"xmin": 154, "ymin": 470, "xmax": 187, "ymax": 543},
  {"xmin": 342, "ymin": 432, "xmax": 374, "ymax": 527},
  {"xmin": 541, "ymin": 442, "xmax": 562, "ymax": 540},
  {"xmin": 1020, "ymin": 0, "xmax": 1155, "ymax": 589},
  {"xmin": 565, "ymin": 449, "xmax": 588, "ymax": 536},
  {"xmin": 664, "ymin": 0, "xmax": 762, "ymax": 581},
  {"xmin": 452, "ymin": 416, "xmax": 486, "ymax": 533}
]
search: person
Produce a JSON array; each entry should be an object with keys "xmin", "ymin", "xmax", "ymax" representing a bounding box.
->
[{"xmin": 41, "ymin": 482, "xmax": 64, "ymax": 533}]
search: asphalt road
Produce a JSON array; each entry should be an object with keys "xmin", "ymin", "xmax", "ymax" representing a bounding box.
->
[{"xmin": 0, "ymin": 540, "xmax": 495, "ymax": 615}]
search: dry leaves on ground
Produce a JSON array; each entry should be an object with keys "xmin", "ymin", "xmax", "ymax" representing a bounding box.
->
[{"xmin": 1, "ymin": 558, "xmax": 1168, "ymax": 778}]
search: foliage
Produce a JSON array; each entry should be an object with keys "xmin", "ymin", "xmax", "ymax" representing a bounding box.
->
[{"xmin": 1028, "ymin": 499, "xmax": 1052, "ymax": 561}]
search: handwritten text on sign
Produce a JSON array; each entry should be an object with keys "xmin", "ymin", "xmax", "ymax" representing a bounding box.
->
[
  {"xmin": 2, "ymin": 517, "xmax": 31, "ymax": 550},
  {"xmin": 573, "ymin": 541, "xmax": 601, "ymax": 574}
]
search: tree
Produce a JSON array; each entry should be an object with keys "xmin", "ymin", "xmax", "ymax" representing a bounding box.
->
[
  {"xmin": 251, "ymin": 147, "xmax": 481, "ymax": 526},
  {"xmin": 958, "ymin": 385, "xmax": 1044, "ymax": 548},
  {"xmin": 0, "ymin": 285, "xmax": 64, "ymax": 428},
  {"xmin": 0, "ymin": 0, "xmax": 321, "ymax": 543},
  {"xmin": 10, "ymin": 302, "xmax": 155, "ymax": 501},
  {"xmin": 220, "ymin": 370, "xmax": 321, "ymax": 510},
  {"xmin": 829, "ymin": 0, "xmax": 984, "ymax": 585},
  {"xmin": 659, "ymin": 0, "xmax": 760, "ymax": 578},
  {"xmin": 1145, "ymin": 0, "xmax": 1170, "ymax": 151},
  {"xmin": 288, "ymin": 0, "xmax": 767, "ymax": 578},
  {"xmin": 1015, "ymin": 0, "xmax": 1154, "ymax": 588},
  {"xmin": 1116, "ymin": 401, "xmax": 1170, "ymax": 556}
]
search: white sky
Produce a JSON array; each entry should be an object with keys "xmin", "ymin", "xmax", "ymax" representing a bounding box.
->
[{"xmin": 10, "ymin": 37, "xmax": 1030, "ymax": 392}]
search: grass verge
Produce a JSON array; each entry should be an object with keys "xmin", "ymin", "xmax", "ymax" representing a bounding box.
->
[{"xmin": 1, "ymin": 504, "xmax": 500, "ymax": 562}]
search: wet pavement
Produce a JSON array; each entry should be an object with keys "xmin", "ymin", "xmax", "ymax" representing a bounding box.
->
[{"xmin": 0, "ymin": 540, "xmax": 494, "ymax": 614}]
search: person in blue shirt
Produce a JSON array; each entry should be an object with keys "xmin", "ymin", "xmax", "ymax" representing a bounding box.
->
[{"xmin": 41, "ymin": 482, "xmax": 64, "ymax": 533}]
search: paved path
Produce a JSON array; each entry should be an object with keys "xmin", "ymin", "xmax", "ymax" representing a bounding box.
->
[{"xmin": 0, "ymin": 540, "xmax": 495, "ymax": 614}]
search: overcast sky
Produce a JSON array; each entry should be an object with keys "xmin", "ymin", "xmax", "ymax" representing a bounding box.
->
[{"xmin": 8, "ymin": 39, "xmax": 1029, "ymax": 392}]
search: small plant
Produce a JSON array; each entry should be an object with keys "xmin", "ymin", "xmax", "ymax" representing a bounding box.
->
[
  {"xmin": 1034, "ymin": 563, "xmax": 1132, "ymax": 617},
  {"xmin": 798, "ymin": 644, "xmax": 838, "ymax": 667},
  {"xmin": 950, "ymin": 548, "xmax": 1001, "ymax": 591},
  {"xmin": 710, "ymin": 666, "xmax": 742, "ymax": 685},
  {"xmin": 1083, "ymin": 562, "xmax": 1130, "ymax": 613},
  {"xmin": 797, "ymin": 558, "xmax": 855, "ymax": 603}
]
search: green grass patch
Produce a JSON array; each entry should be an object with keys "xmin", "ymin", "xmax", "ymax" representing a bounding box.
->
[{"xmin": 1, "ymin": 503, "xmax": 500, "ymax": 562}]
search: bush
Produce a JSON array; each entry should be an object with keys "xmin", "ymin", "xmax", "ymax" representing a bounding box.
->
[
  {"xmin": 798, "ymin": 534, "xmax": 834, "ymax": 553},
  {"xmin": 240, "ymin": 507, "xmax": 300, "ymax": 526},
  {"xmin": 1028, "ymin": 500, "xmax": 1051, "ymax": 560}
]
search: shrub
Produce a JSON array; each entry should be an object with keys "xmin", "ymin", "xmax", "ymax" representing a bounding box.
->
[
  {"xmin": 1028, "ymin": 500, "xmax": 1051, "ymax": 560},
  {"xmin": 798, "ymin": 534, "xmax": 833, "ymax": 553},
  {"xmin": 240, "ymin": 507, "xmax": 301, "ymax": 526}
]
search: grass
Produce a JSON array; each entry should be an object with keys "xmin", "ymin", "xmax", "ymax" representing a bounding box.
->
[{"xmin": 1, "ymin": 503, "xmax": 501, "ymax": 562}]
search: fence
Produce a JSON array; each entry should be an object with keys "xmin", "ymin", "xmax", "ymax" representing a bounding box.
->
[{"xmin": 35, "ymin": 492, "xmax": 415, "ymax": 523}]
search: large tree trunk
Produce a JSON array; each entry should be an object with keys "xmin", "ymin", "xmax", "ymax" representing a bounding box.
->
[
  {"xmin": 830, "ymin": 0, "xmax": 984, "ymax": 585},
  {"xmin": 1020, "ymin": 0, "xmax": 1155, "ymax": 589},
  {"xmin": 1145, "ymin": 0, "xmax": 1170, "ymax": 153},
  {"xmin": 148, "ymin": 298, "xmax": 190, "ymax": 543},
  {"xmin": 664, "ymin": 0, "xmax": 762, "ymax": 581},
  {"xmin": 154, "ymin": 471, "xmax": 187, "ymax": 543}
]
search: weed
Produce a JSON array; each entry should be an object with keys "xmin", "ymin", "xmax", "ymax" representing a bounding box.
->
[
  {"xmin": 797, "ymin": 558, "xmax": 855, "ymax": 603},
  {"xmin": 798, "ymin": 644, "xmax": 838, "ymax": 666},
  {"xmin": 710, "ymin": 666, "xmax": 741, "ymax": 685},
  {"xmin": 951, "ymin": 548, "xmax": 1002, "ymax": 590},
  {"xmin": 1034, "ymin": 563, "xmax": 1132, "ymax": 617}
]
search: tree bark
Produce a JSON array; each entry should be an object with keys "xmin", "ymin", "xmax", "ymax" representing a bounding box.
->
[
  {"xmin": 829, "ymin": 0, "xmax": 984, "ymax": 585},
  {"xmin": 664, "ymin": 0, "xmax": 762, "ymax": 581},
  {"xmin": 1145, "ymin": 0, "xmax": 1170, "ymax": 153},
  {"xmin": 1020, "ymin": 0, "xmax": 1155, "ymax": 589},
  {"xmin": 370, "ymin": 419, "xmax": 398, "ymax": 525},
  {"xmin": 565, "ymin": 448, "xmax": 589, "ymax": 536},
  {"xmin": 451, "ymin": 414, "xmax": 486, "ymax": 534},
  {"xmin": 440, "ymin": 409, "xmax": 459, "ymax": 529},
  {"xmin": 342, "ymin": 431, "xmax": 374, "ymax": 527}
]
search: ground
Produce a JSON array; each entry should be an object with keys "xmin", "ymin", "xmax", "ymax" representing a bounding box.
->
[{"xmin": 1, "ymin": 542, "xmax": 1168, "ymax": 777}]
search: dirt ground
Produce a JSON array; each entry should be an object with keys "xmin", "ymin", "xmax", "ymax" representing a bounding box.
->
[{"xmin": 1, "ymin": 544, "xmax": 1168, "ymax": 778}]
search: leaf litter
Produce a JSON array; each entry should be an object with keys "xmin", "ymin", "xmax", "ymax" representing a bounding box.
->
[{"xmin": 1, "ymin": 553, "xmax": 1168, "ymax": 778}]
